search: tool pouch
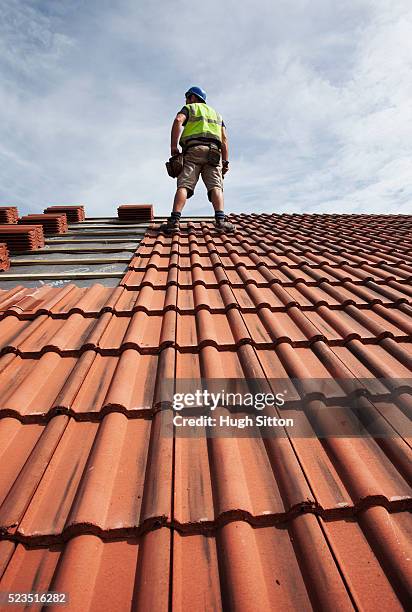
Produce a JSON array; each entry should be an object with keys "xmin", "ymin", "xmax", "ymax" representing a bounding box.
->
[
  {"xmin": 207, "ymin": 144, "xmax": 221, "ymax": 167},
  {"xmin": 166, "ymin": 154, "xmax": 184, "ymax": 178}
]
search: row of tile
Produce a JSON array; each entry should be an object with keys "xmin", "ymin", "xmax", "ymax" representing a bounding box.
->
[
  {"xmin": 0, "ymin": 411, "xmax": 410, "ymax": 542},
  {"xmin": 0, "ymin": 302, "xmax": 411, "ymax": 357},
  {"xmin": 149, "ymin": 213, "xmax": 412, "ymax": 234},
  {"xmin": 155, "ymin": 223, "xmax": 412, "ymax": 240},
  {"xmin": 236, "ymin": 213, "xmax": 412, "ymax": 228},
  {"xmin": 149, "ymin": 220, "xmax": 412, "ymax": 252},
  {"xmin": 0, "ymin": 341, "xmax": 411, "ymax": 419},
  {"xmin": 1, "ymin": 508, "xmax": 411, "ymax": 611},
  {"xmin": 238, "ymin": 232, "xmax": 412, "ymax": 259},
  {"xmin": 139, "ymin": 256, "xmax": 412, "ymax": 278},
  {"xmin": 1, "ymin": 280, "xmax": 411, "ymax": 320},
  {"xmin": 233, "ymin": 222, "xmax": 412, "ymax": 236},
  {"xmin": 230, "ymin": 214, "xmax": 412, "ymax": 237},
  {"xmin": 229, "ymin": 211, "xmax": 412, "ymax": 222},
  {"xmin": 233, "ymin": 220, "xmax": 412, "ymax": 243},
  {"xmin": 121, "ymin": 266, "xmax": 411, "ymax": 289},
  {"xmin": 236, "ymin": 211, "xmax": 410, "ymax": 215},
  {"xmin": 128, "ymin": 249, "xmax": 412, "ymax": 269},
  {"xmin": 143, "ymin": 227, "xmax": 412, "ymax": 258},
  {"xmin": 137, "ymin": 230, "xmax": 412, "ymax": 257},
  {"xmin": 143, "ymin": 231, "xmax": 412, "ymax": 252}
]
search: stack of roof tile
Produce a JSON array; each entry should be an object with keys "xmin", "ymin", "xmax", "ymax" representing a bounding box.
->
[
  {"xmin": 0, "ymin": 244, "xmax": 10, "ymax": 272},
  {"xmin": 0, "ymin": 213, "xmax": 411, "ymax": 609},
  {"xmin": 0, "ymin": 224, "xmax": 44, "ymax": 252},
  {"xmin": 0, "ymin": 207, "xmax": 18, "ymax": 224},
  {"xmin": 117, "ymin": 204, "xmax": 153, "ymax": 222},
  {"xmin": 44, "ymin": 205, "xmax": 85, "ymax": 223},
  {"xmin": 18, "ymin": 213, "xmax": 68, "ymax": 235}
]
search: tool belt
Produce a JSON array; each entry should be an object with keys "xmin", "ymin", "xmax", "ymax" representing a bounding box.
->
[
  {"xmin": 183, "ymin": 140, "xmax": 221, "ymax": 166},
  {"xmin": 206, "ymin": 142, "xmax": 221, "ymax": 166},
  {"xmin": 165, "ymin": 153, "xmax": 184, "ymax": 178}
]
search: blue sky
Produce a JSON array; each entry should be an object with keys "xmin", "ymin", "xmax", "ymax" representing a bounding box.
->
[{"xmin": 1, "ymin": 0, "xmax": 411, "ymax": 217}]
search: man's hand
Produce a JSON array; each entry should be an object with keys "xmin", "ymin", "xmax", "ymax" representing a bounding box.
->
[
  {"xmin": 171, "ymin": 147, "xmax": 180, "ymax": 157},
  {"xmin": 222, "ymin": 160, "xmax": 229, "ymax": 176}
]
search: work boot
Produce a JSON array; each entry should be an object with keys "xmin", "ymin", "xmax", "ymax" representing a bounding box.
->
[
  {"xmin": 214, "ymin": 218, "xmax": 236, "ymax": 233},
  {"xmin": 160, "ymin": 217, "xmax": 180, "ymax": 234}
]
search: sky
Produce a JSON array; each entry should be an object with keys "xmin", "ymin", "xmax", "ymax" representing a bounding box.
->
[{"xmin": 1, "ymin": 0, "xmax": 411, "ymax": 217}]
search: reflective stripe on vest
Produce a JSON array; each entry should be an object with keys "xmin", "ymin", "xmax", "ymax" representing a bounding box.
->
[{"xmin": 179, "ymin": 103, "xmax": 223, "ymax": 147}]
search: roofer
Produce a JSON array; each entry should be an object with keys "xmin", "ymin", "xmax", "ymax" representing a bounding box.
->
[{"xmin": 161, "ymin": 86, "xmax": 235, "ymax": 233}]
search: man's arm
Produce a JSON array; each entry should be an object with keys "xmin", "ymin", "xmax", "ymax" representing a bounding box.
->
[
  {"xmin": 171, "ymin": 113, "xmax": 186, "ymax": 156},
  {"xmin": 221, "ymin": 125, "xmax": 229, "ymax": 174}
]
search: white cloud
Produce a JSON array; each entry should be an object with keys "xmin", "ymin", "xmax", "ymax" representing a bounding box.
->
[{"xmin": 0, "ymin": 0, "xmax": 411, "ymax": 216}]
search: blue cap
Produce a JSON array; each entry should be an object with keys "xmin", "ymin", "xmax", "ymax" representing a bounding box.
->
[{"xmin": 185, "ymin": 86, "xmax": 207, "ymax": 102}]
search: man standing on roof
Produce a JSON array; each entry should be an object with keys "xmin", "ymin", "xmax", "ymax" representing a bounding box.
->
[{"xmin": 162, "ymin": 86, "xmax": 235, "ymax": 233}]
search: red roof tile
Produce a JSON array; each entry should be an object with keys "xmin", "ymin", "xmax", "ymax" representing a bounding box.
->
[
  {"xmin": 43, "ymin": 206, "xmax": 85, "ymax": 222},
  {"xmin": 0, "ymin": 225, "xmax": 45, "ymax": 252},
  {"xmin": 0, "ymin": 207, "xmax": 18, "ymax": 224},
  {"xmin": 18, "ymin": 214, "xmax": 68, "ymax": 235},
  {"xmin": 0, "ymin": 212, "xmax": 411, "ymax": 608},
  {"xmin": 0, "ymin": 244, "xmax": 10, "ymax": 273},
  {"xmin": 117, "ymin": 204, "xmax": 154, "ymax": 222},
  {"xmin": 1, "ymin": 512, "xmax": 410, "ymax": 610}
]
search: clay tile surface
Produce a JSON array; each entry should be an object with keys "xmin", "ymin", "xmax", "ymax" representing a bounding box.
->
[{"xmin": 0, "ymin": 212, "xmax": 411, "ymax": 610}]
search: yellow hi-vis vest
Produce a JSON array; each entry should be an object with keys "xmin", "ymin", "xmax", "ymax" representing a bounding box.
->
[{"xmin": 179, "ymin": 103, "xmax": 223, "ymax": 149}]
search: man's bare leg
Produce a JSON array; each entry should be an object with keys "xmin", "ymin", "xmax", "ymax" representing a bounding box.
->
[
  {"xmin": 161, "ymin": 187, "xmax": 188, "ymax": 233},
  {"xmin": 210, "ymin": 187, "xmax": 224, "ymax": 212},
  {"xmin": 172, "ymin": 187, "xmax": 188, "ymax": 213},
  {"xmin": 210, "ymin": 187, "xmax": 235, "ymax": 232}
]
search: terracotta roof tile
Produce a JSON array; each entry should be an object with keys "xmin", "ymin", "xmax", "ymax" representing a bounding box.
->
[
  {"xmin": 0, "ymin": 207, "xmax": 19, "ymax": 224},
  {"xmin": 0, "ymin": 531, "xmax": 170, "ymax": 611},
  {"xmin": 0, "ymin": 344, "xmax": 410, "ymax": 423},
  {"xmin": 1, "ymin": 303, "xmax": 411, "ymax": 357},
  {"xmin": 0, "ymin": 213, "xmax": 411, "ymax": 608},
  {"xmin": 0, "ymin": 414, "xmax": 172, "ymax": 542},
  {"xmin": 0, "ymin": 351, "xmax": 169, "ymax": 419},
  {"xmin": 1, "ymin": 511, "xmax": 410, "ymax": 610},
  {"xmin": 43, "ymin": 206, "xmax": 85, "ymax": 222}
]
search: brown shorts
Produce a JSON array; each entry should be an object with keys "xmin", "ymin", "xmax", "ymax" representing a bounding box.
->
[{"xmin": 177, "ymin": 145, "xmax": 223, "ymax": 201}]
